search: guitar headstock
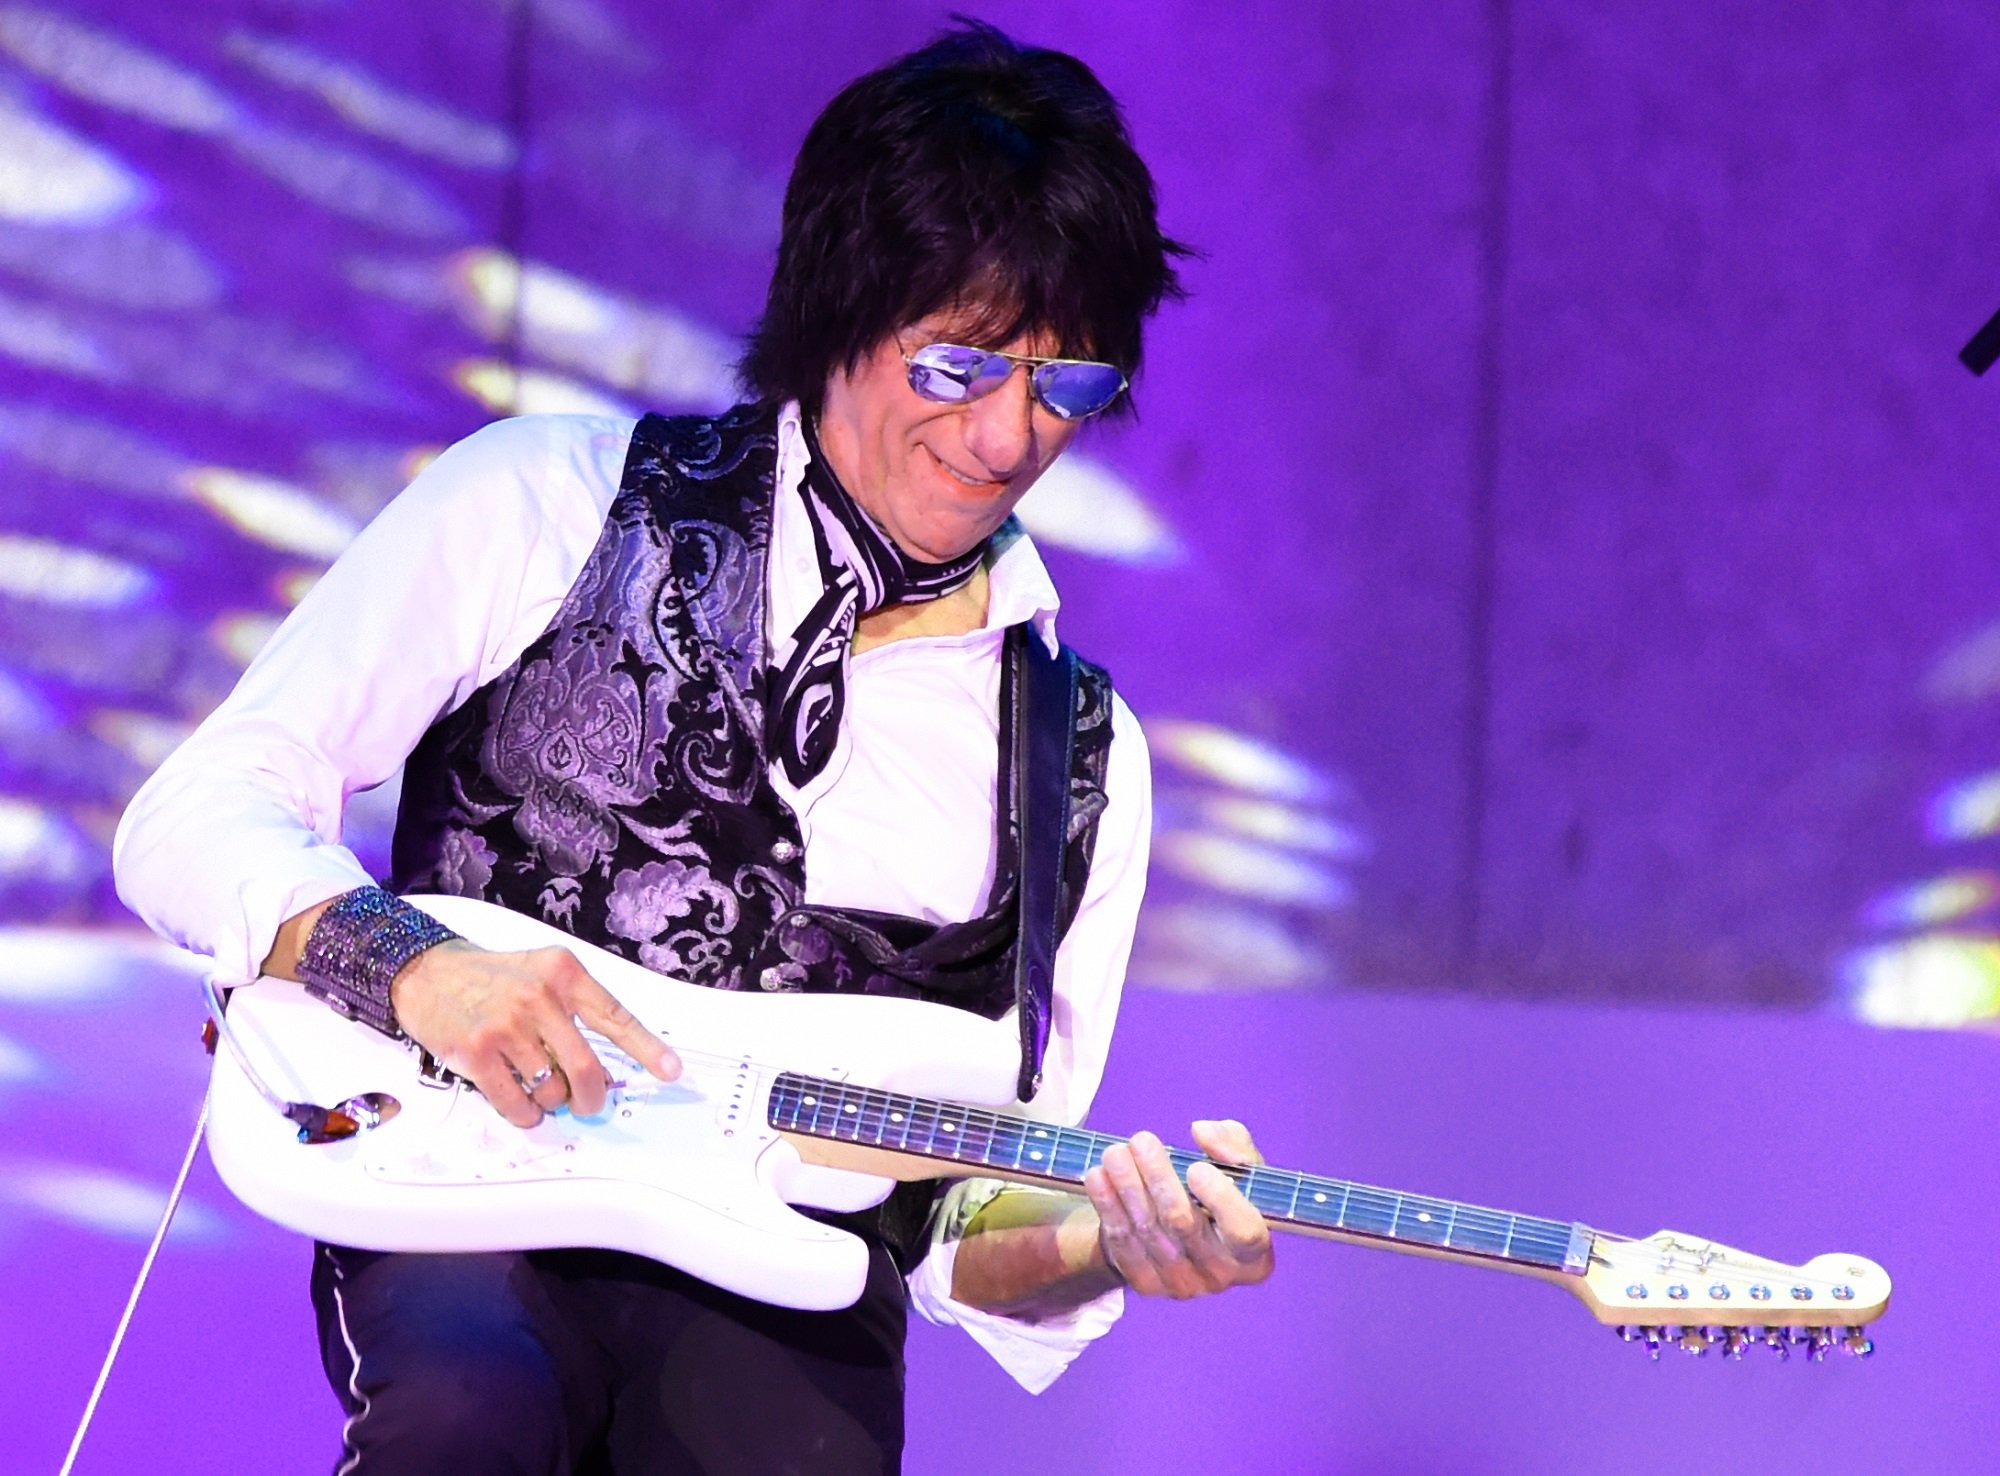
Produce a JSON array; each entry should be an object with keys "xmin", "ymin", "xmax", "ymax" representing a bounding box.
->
[{"xmin": 1569, "ymin": 1229, "xmax": 1890, "ymax": 1362}]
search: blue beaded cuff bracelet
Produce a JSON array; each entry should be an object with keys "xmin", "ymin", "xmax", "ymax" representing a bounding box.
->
[{"xmin": 296, "ymin": 888, "xmax": 459, "ymax": 1039}]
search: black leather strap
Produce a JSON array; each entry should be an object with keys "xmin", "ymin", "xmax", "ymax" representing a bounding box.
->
[{"xmin": 1008, "ymin": 623, "xmax": 1078, "ymax": 1101}]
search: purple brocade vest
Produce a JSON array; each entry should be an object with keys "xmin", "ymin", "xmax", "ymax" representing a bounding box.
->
[{"xmin": 388, "ymin": 404, "xmax": 1114, "ymax": 1032}]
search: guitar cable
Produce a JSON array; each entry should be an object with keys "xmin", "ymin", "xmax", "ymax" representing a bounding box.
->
[{"xmin": 56, "ymin": 1088, "xmax": 212, "ymax": 1476}]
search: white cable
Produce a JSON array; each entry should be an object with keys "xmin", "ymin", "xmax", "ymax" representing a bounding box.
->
[{"xmin": 57, "ymin": 1089, "xmax": 211, "ymax": 1476}]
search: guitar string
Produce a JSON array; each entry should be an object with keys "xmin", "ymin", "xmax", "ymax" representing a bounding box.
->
[
  {"xmin": 764, "ymin": 1077, "xmax": 1582, "ymax": 1264},
  {"xmin": 605, "ymin": 1054, "xmax": 1858, "ymax": 1296}
]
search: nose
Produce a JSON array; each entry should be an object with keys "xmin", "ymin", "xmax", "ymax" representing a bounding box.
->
[{"xmin": 960, "ymin": 366, "xmax": 1037, "ymax": 480}]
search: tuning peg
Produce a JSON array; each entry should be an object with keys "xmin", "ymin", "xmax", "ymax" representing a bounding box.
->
[
  {"xmin": 1809, "ymin": 1330, "xmax": 1840, "ymax": 1363},
  {"xmin": 1762, "ymin": 1328, "xmax": 1790, "ymax": 1361},
  {"xmin": 1642, "ymin": 1327, "xmax": 1666, "ymax": 1361},
  {"xmin": 1615, "ymin": 1326, "xmax": 1647, "ymax": 1343},
  {"xmin": 1843, "ymin": 1330, "xmax": 1875, "ymax": 1359},
  {"xmin": 1680, "ymin": 1328, "xmax": 1714, "ymax": 1358},
  {"xmin": 1722, "ymin": 1329, "xmax": 1753, "ymax": 1361}
]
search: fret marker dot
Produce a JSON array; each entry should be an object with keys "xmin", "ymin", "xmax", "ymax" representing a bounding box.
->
[
  {"xmin": 1034, "ymin": 1129, "xmax": 1048, "ymax": 1138},
  {"xmin": 802, "ymin": 1096, "xmax": 817, "ymax": 1107},
  {"xmin": 1030, "ymin": 1151, "xmax": 1043, "ymax": 1160},
  {"xmin": 1313, "ymin": 1192, "xmax": 1327, "ymax": 1203},
  {"xmin": 942, "ymin": 1122, "xmax": 957, "ymax": 1132},
  {"xmin": 843, "ymin": 1104, "xmax": 857, "ymax": 1114},
  {"xmin": 889, "ymin": 1112, "xmax": 903, "ymax": 1123},
  {"xmin": 1417, "ymin": 1212, "xmax": 1433, "ymax": 1223}
]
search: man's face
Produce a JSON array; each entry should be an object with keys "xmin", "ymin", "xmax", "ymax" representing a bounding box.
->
[{"xmin": 815, "ymin": 310, "xmax": 1083, "ymax": 563}]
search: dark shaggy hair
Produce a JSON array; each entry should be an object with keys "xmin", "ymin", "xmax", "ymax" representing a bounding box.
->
[{"xmin": 740, "ymin": 19, "xmax": 1189, "ymax": 416}]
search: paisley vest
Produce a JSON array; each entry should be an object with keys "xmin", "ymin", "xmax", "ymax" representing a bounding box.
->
[{"xmin": 388, "ymin": 404, "xmax": 1115, "ymax": 1046}]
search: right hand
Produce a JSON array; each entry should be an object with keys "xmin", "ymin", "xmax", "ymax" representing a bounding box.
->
[{"xmin": 390, "ymin": 939, "xmax": 680, "ymax": 1127}]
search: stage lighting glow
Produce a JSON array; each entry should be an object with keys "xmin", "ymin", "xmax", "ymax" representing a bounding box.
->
[
  {"xmin": 0, "ymin": 667, "xmax": 53, "ymax": 730},
  {"xmin": 0, "ymin": 7, "xmax": 236, "ymax": 134},
  {"xmin": 225, "ymin": 32, "xmax": 515, "ymax": 171},
  {"xmin": 1131, "ymin": 900, "xmax": 1332, "ymax": 990},
  {"xmin": 1013, "ymin": 454, "xmax": 1182, "ymax": 565},
  {"xmin": 1924, "ymin": 618, "xmax": 2000, "ymax": 704},
  {"xmin": 453, "ymin": 249, "xmax": 738, "ymax": 407},
  {"xmin": 211, "ymin": 612, "xmax": 283, "ymax": 668},
  {"xmin": 0, "ymin": 303, "xmax": 116, "ymax": 378},
  {"xmin": 0, "ymin": 797, "xmax": 90, "ymax": 883},
  {"xmin": 0, "ymin": 217, "xmax": 225, "ymax": 310},
  {"xmin": 1930, "ymin": 770, "xmax": 2000, "ymax": 841},
  {"xmin": 1155, "ymin": 832, "xmax": 1352, "ymax": 907},
  {"xmin": 1179, "ymin": 793, "xmax": 1370, "ymax": 859},
  {"xmin": 1863, "ymin": 872, "xmax": 2000, "ymax": 930},
  {"xmin": 184, "ymin": 468, "xmax": 360, "ymax": 561},
  {"xmin": 0, "ymin": 534, "xmax": 149, "ymax": 607},
  {"xmin": 2, "ymin": 1162, "xmax": 225, "ymax": 1241},
  {"xmin": 89, "ymin": 709, "xmax": 193, "ymax": 770},
  {"xmin": 0, "ymin": 401, "xmax": 188, "ymax": 496},
  {"xmin": 0, "ymin": 286, "xmax": 121, "ymax": 380},
  {"xmin": 1150, "ymin": 720, "xmax": 1337, "ymax": 803},
  {"xmin": 1846, "ymin": 934, "xmax": 2000, "ymax": 1029},
  {"xmin": 0, "ymin": 1031, "xmax": 38, "ymax": 1082},
  {"xmin": 229, "ymin": 124, "xmax": 468, "ymax": 239},
  {"xmin": 0, "ymin": 927, "xmax": 206, "ymax": 1002},
  {"xmin": 454, "ymin": 359, "xmax": 641, "ymax": 419}
]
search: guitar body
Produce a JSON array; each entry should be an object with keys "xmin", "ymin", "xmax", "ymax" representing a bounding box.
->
[{"xmin": 204, "ymin": 895, "xmax": 1023, "ymax": 1311}]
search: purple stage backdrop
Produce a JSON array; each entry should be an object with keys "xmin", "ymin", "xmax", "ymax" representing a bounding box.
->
[{"xmin": 1, "ymin": 2, "xmax": 1996, "ymax": 1472}]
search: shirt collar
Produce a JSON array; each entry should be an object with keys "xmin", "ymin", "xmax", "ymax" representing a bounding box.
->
[{"xmin": 775, "ymin": 402, "xmax": 1061, "ymax": 655}]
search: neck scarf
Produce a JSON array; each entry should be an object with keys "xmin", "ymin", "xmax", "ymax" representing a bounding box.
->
[{"xmin": 766, "ymin": 417, "xmax": 987, "ymax": 787}]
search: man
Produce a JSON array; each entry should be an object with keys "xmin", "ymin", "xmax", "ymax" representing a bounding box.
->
[{"xmin": 115, "ymin": 20, "xmax": 1272, "ymax": 1475}]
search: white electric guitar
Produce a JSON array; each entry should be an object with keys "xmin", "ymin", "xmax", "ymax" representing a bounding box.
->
[{"xmin": 204, "ymin": 895, "xmax": 1889, "ymax": 1360}]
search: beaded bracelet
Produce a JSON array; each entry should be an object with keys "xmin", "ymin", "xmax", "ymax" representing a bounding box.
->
[{"xmin": 296, "ymin": 888, "xmax": 459, "ymax": 1039}]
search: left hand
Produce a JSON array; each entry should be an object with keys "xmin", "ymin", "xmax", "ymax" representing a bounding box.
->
[{"xmin": 1084, "ymin": 1119, "xmax": 1275, "ymax": 1299}]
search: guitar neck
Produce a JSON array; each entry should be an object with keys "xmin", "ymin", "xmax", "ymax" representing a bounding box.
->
[{"xmin": 768, "ymin": 1072, "xmax": 1593, "ymax": 1280}]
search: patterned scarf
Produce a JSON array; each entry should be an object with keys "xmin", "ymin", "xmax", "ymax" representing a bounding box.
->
[{"xmin": 766, "ymin": 416, "xmax": 987, "ymax": 787}]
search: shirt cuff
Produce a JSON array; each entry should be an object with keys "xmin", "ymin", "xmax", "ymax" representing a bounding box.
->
[{"xmin": 904, "ymin": 1179, "xmax": 1125, "ymax": 1394}]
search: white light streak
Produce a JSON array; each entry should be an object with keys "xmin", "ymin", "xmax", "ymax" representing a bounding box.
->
[
  {"xmin": 184, "ymin": 468, "xmax": 361, "ymax": 560},
  {"xmin": 0, "ymin": 797, "xmax": 90, "ymax": 883},
  {"xmin": 0, "ymin": 401, "xmax": 189, "ymax": 496},
  {"xmin": 0, "ymin": 218, "xmax": 225, "ymax": 309},
  {"xmin": 454, "ymin": 249, "xmax": 738, "ymax": 407},
  {"xmin": 1178, "ymin": 793, "xmax": 1371, "ymax": 859},
  {"xmin": 2, "ymin": 1161, "xmax": 224, "ymax": 1240},
  {"xmin": 0, "ymin": 926, "xmax": 206, "ymax": 1002},
  {"xmin": 1155, "ymin": 832, "xmax": 1352, "ymax": 908},
  {"xmin": 0, "ymin": 534, "xmax": 149, "ymax": 606},
  {"xmin": 229, "ymin": 124, "xmax": 467, "ymax": 239},
  {"xmin": 1846, "ymin": 934, "xmax": 2000, "ymax": 1029},
  {"xmin": 90, "ymin": 709, "xmax": 193, "ymax": 769},
  {"xmin": 1132, "ymin": 901, "xmax": 1333, "ymax": 991},
  {"xmin": 1863, "ymin": 872, "xmax": 1999, "ymax": 931},
  {"xmin": 0, "ymin": 289, "xmax": 120, "ymax": 379},
  {"xmin": 1014, "ymin": 454, "xmax": 1182, "ymax": 565},
  {"xmin": 1150, "ymin": 720, "xmax": 1339, "ymax": 803},
  {"xmin": 454, "ymin": 359, "xmax": 641, "ymax": 419},
  {"xmin": 1925, "ymin": 619, "xmax": 2000, "ymax": 704},
  {"xmin": 0, "ymin": 1030, "xmax": 38, "ymax": 1082},
  {"xmin": 0, "ymin": 8, "xmax": 237, "ymax": 133},
  {"xmin": 211, "ymin": 611, "xmax": 283, "ymax": 668},
  {"xmin": 226, "ymin": 32, "xmax": 515, "ymax": 170},
  {"xmin": 1930, "ymin": 770, "xmax": 2000, "ymax": 842},
  {"xmin": 0, "ymin": 97, "xmax": 146, "ymax": 222}
]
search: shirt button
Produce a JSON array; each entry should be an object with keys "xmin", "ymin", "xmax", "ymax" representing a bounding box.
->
[{"xmin": 771, "ymin": 839, "xmax": 800, "ymax": 864}]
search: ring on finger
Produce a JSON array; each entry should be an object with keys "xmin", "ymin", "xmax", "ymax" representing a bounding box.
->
[{"xmin": 519, "ymin": 1063, "xmax": 558, "ymax": 1092}]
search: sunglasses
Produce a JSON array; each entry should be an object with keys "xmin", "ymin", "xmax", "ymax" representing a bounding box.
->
[{"xmin": 902, "ymin": 342, "xmax": 1129, "ymax": 421}]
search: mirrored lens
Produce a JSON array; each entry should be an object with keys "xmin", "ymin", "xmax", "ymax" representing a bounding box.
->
[
  {"xmin": 1031, "ymin": 361, "xmax": 1127, "ymax": 420},
  {"xmin": 907, "ymin": 344, "xmax": 1013, "ymax": 403}
]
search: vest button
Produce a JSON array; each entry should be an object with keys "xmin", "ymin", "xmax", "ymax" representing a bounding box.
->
[{"xmin": 771, "ymin": 839, "xmax": 800, "ymax": 863}]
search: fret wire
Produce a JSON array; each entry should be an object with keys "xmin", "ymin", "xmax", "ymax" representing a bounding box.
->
[{"xmin": 767, "ymin": 1082, "xmax": 1580, "ymax": 1268}]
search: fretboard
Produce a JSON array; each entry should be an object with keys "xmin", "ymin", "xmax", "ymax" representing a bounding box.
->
[{"xmin": 767, "ymin": 1072, "xmax": 1590, "ymax": 1275}]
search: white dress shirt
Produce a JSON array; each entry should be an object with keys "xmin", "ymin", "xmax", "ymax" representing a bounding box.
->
[{"xmin": 113, "ymin": 405, "xmax": 1150, "ymax": 1392}]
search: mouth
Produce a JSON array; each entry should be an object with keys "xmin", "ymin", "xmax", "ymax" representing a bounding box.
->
[{"xmin": 930, "ymin": 447, "xmax": 1007, "ymax": 494}]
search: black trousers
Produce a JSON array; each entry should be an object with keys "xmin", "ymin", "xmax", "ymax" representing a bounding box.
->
[{"xmin": 309, "ymin": 1240, "xmax": 909, "ymax": 1476}]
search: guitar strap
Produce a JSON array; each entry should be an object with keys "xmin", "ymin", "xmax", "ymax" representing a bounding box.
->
[{"xmin": 1008, "ymin": 621, "xmax": 1078, "ymax": 1103}]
